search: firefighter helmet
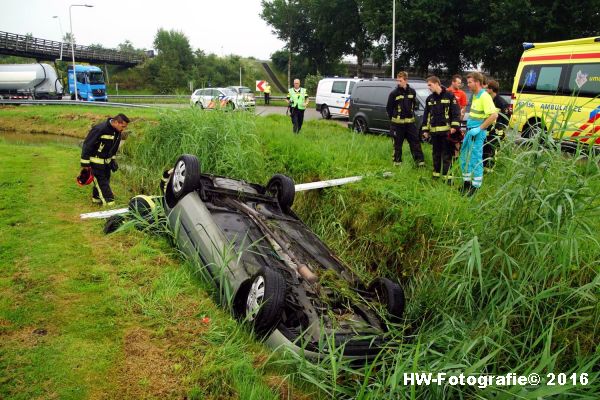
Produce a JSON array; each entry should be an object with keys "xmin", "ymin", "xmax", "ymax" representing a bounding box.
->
[{"xmin": 76, "ymin": 167, "xmax": 94, "ymax": 186}]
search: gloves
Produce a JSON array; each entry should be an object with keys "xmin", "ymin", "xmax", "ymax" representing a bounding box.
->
[
  {"xmin": 466, "ymin": 126, "xmax": 482, "ymax": 139},
  {"xmin": 110, "ymin": 159, "xmax": 119, "ymax": 172}
]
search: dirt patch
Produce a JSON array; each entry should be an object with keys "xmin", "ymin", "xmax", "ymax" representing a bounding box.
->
[
  {"xmin": 0, "ymin": 324, "xmax": 52, "ymax": 348},
  {"xmin": 99, "ymin": 327, "xmax": 183, "ymax": 400},
  {"xmin": 61, "ymin": 112, "xmax": 107, "ymax": 125}
]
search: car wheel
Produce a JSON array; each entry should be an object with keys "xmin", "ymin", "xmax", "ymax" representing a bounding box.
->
[
  {"xmin": 103, "ymin": 214, "xmax": 125, "ymax": 234},
  {"xmin": 128, "ymin": 195, "xmax": 159, "ymax": 224},
  {"xmin": 369, "ymin": 277, "xmax": 405, "ymax": 321},
  {"xmin": 171, "ymin": 154, "xmax": 201, "ymax": 200},
  {"xmin": 196, "ymin": 101, "xmax": 204, "ymax": 109},
  {"xmin": 266, "ymin": 174, "xmax": 295, "ymax": 212},
  {"xmin": 353, "ymin": 117, "xmax": 368, "ymax": 133},
  {"xmin": 245, "ymin": 267, "xmax": 286, "ymax": 335},
  {"xmin": 321, "ymin": 105, "xmax": 331, "ymax": 119},
  {"xmin": 226, "ymin": 101, "xmax": 235, "ymax": 111}
]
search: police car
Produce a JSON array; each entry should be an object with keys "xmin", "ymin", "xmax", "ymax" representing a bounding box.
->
[{"xmin": 190, "ymin": 87, "xmax": 254, "ymax": 110}]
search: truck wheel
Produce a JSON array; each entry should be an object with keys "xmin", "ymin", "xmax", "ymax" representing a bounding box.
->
[
  {"xmin": 171, "ymin": 154, "xmax": 201, "ymax": 200},
  {"xmin": 321, "ymin": 105, "xmax": 331, "ymax": 119},
  {"xmin": 369, "ymin": 277, "xmax": 405, "ymax": 321},
  {"xmin": 266, "ymin": 174, "xmax": 295, "ymax": 212},
  {"xmin": 70, "ymin": 93, "xmax": 75, "ymax": 100},
  {"xmin": 245, "ymin": 267, "xmax": 286, "ymax": 336}
]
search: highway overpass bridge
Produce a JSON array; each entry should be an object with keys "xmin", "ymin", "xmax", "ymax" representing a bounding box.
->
[{"xmin": 0, "ymin": 31, "xmax": 146, "ymax": 66}]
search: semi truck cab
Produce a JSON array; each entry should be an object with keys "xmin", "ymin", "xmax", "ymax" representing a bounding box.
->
[{"xmin": 67, "ymin": 65, "xmax": 107, "ymax": 101}]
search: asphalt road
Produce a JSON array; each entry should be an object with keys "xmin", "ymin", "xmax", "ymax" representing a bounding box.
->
[{"xmin": 255, "ymin": 106, "xmax": 349, "ymax": 127}]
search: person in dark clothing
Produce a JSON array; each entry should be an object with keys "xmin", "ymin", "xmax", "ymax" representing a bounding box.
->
[
  {"xmin": 386, "ymin": 71, "xmax": 425, "ymax": 167},
  {"xmin": 421, "ymin": 76, "xmax": 461, "ymax": 182},
  {"xmin": 80, "ymin": 113, "xmax": 130, "ymax": 205},
  {"xmin": 484, "ymin": 79, "xmax": 511, "ymax": 171}
]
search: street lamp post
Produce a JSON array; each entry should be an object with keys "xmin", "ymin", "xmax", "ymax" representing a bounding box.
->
[
  {"xmin": 391, "ymin": 0, "xmax": 395, "ymax": 78},
  {"xmin": 69, "ymin": 4, "xmax": 93, "ymax": 100},
  {"xmin": 52, "ymin": 16, "xmax": 64, "ymax": 60}
]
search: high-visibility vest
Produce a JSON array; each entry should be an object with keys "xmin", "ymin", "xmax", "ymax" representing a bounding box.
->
[
  {"xmin": 264, "ymin": 84, "xmax": 271, "ymax": 94},
  {"xmin": 288, "ymin": 88, "xmax": 307, "ymax": 110}
]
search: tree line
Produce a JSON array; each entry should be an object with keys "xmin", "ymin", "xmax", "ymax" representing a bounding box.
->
[{"xmin": 261, "ymin": 0, "xmax": 599, "ymax": 80}]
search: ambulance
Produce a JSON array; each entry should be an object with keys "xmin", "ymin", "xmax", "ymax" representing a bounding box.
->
[{"xmin": 510, "ymin": 37, "xmax": 600, "ymax": 146}]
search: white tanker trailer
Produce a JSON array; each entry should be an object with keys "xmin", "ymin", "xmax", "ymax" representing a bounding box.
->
[{"xmin": 0, "ymin": 63, "xmax": 64, "ymax": 99}]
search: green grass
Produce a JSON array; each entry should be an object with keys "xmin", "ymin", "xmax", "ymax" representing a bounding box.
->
[
  {"xmin": 0, "ymin": 136, "xmax": 296, "ymax": 399},
  {"xmin": 1, "ymin": 106, "xmax": 599, "ymax": 399}
]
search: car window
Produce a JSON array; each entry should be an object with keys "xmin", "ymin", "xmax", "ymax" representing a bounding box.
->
[
  {"xmin": 518, "ymin": 64, "xmax": 566, "ymax": 94},
  {"xmin": 332, "ymin": 81, "xmax": 348, "ymax": 94},
  {"xmin": 415, "ymin": 88, "xmax": 430, "ymax": 109},
  {"xmin": 566, "ymin": 63, "xmax": 600, "ymax": 98},
  {"xmin": 537, "ymin": 66, "xmax": 562, "ymax": 91},
  {"xmin": 222, "ymin": 88, "xmax": 237, "ymax": 96},
  {"xmin": 348, "ymin": 81, "xmax": 356, "ymax": 95},
  {"xmin": 239, "ymin": 87, "xmax": 251, "ymax": 93}
]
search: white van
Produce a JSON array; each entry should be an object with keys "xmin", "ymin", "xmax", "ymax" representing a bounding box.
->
[{"xmin": 316, "ymin": 78, "xmax": 361, "ymax": 119}]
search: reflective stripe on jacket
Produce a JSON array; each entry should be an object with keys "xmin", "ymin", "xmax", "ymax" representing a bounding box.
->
[
  {"xmin": 386, "ymin": 85, "xmax": 417, "ymax": 125},
  {"xmin": 288, "ymin": 88, "xmax": 307, "ymax": 110},
  {"xmin": 81, "ymin": 118, "xmax": 121, "ymax": 167},
  {"xmin": 422, "ymin": 88, "xmax": 461, "ymax": 135}
]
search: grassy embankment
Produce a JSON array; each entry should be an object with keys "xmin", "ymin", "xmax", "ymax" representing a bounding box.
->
[
  {"xmin": 0, "ymin": 106, "xmax": 309, "ymax": 400},
  {"xmin": 1, "ymin": 105, "xmax": 599, "ymax": 399}
]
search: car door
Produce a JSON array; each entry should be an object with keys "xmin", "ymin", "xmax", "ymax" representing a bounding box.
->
[
  {"xmin": 330, "ymin": 80, "xmax": 349, "ymax": 117},
  {"xmin": 372, "ymin": 85, "xmax": 393, "ymax": 132}
]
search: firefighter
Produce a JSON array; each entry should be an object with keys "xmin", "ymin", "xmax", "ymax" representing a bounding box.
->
[
  {"xmin": 484, "ymin": 79, "xmax": 511, "ymax": 171},
  {"xmin": 286, "ymin": 78, "xmax": 309, "ymax": 134},
  {"xmin": 460, "ymin": 72, "xmax": 497, "ymax": 195},
  {"xmin": 421, "ymin": 76, "xmax": 461, "ymax": 182},
  {"xmin": 386, "ymin": 71, "xmax": 425, "ymax": 167},
  {"xmin": 80, "ymin": 113, "xmax": 130, "ymax": 206}
]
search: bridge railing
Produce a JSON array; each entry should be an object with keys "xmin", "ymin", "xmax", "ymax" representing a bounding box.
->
[{"xmin": 0, "ymin": 31, "xmax": 144, "ymax": 65}]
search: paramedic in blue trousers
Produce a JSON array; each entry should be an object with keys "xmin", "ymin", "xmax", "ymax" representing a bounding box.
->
[
  {"xmin": 286, "ymin": 78, "xmax": 309, "ymax": 134},
  {"xmin": 460, "ymin": 72, "xmax": 497, "ymax": 195}
]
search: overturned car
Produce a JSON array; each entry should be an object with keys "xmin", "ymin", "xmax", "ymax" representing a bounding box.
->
[{"xmin": 118, "ymin": 154, "xmax": 406, "ymax": 359}]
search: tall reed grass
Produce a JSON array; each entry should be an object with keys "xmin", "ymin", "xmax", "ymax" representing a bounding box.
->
[{"xmin": 123, "ymin": 109, "xmax": 599, "ymax": 398}]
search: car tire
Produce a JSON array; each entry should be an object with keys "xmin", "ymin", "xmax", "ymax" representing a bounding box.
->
[
  {"xmin": 226, "ymin": 101, "xmax": 235, "ymax": 111},
  {"xmin": 196, "ymin": 101, "xmax": 204, "ymax": 109},
  {"xmin": 171, "ymin": 154, "xmax": 201, "ymax": 200},
  {"xmin": 103, "ymin": 214, "xmax": 125, "ymax": 234},
  {"xmin": 369, "ymin": 277, "xmax": 405, "ymax": 321},
  {"xmin": 321, "ymin": 105, "xmax": 331, "ymax": 119},
  {"xmin": 128, "ymin": 195, "xmax": 158, "ymax": 224},
  {"xmin": 245, "ymin": 267, "xmax": 286, "ymax": 336},
  {"xmin": 266, "ymin": 174, "xmax": 295, "ymax": 212},
  {"xmin": 353, "ymin": 117, "xmax": 368, "ymax": 133}
]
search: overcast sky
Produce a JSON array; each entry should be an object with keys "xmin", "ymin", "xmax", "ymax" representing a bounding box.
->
[{"xmin": 1, "ymin": 0, "xmax": 286, "ymax": 60}]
